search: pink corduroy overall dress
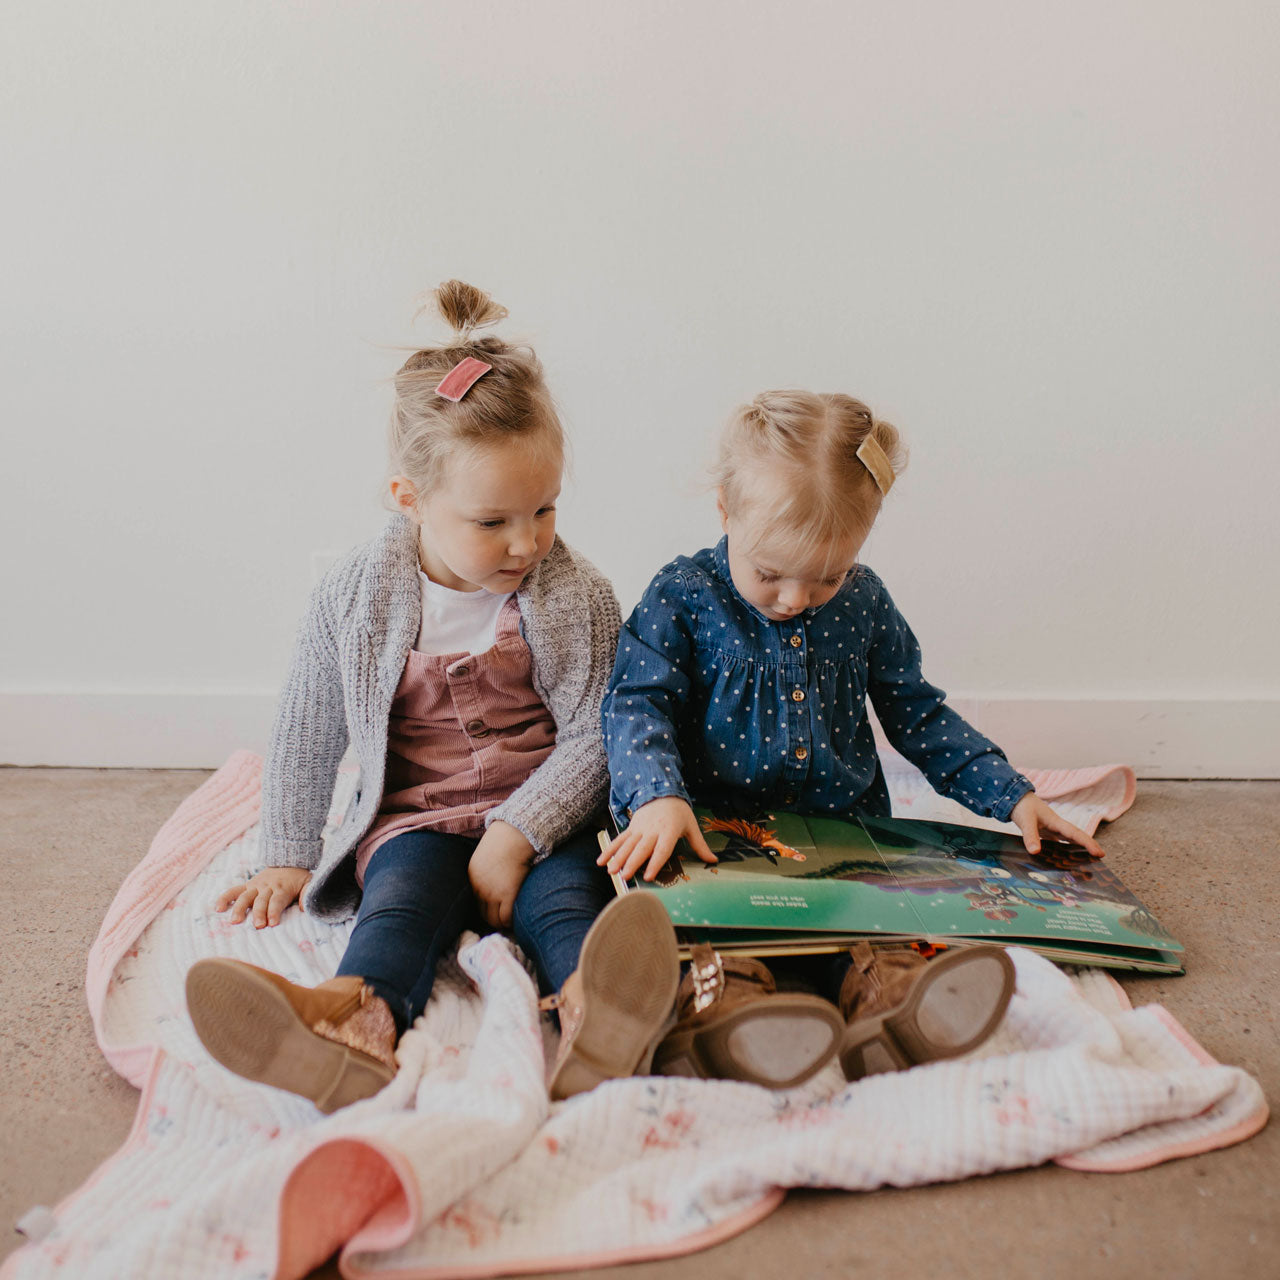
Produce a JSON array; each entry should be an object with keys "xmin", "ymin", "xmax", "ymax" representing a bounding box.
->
[{"xmin": 355, "ymin": 596, "xmax": 556, "ymax": 883}]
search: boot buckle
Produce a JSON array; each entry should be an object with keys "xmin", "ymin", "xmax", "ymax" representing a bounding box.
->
[{"xmin": 690, "ymin": 952, "xmax": 725, "ymax": 1012}]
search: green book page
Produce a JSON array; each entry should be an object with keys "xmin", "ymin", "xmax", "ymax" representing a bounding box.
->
[
  {"xmin": 628, "ymin": 808, "xmax": 929, "ymax": 934},
  {"xmin": 854, "ymin": 815, "xmax": 1182, "ymax": 956}
]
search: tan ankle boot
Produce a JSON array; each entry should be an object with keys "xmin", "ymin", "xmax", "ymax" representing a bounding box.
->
[
  {"xmin": 186, "ymin": 958, "xmax": 398, "ymax": 1113},
  {"xmin": 837, "ymin": 942, "xmax": 1015, "ymax": 1081},
  {"xmin": 652, "ymin": 945, "xmax": 844, "ymax": 1089},
  {"xmin": 543, "ymin": 892, "xmax": 680, "ymax": 1101}
]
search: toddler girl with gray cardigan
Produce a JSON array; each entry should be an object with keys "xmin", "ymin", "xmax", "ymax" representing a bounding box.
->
[{"xmin": 186, "ymin": 282, "xmax": 679, "ymax": 1111}]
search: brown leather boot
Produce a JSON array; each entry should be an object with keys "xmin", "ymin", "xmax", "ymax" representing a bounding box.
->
[
  {"xmin": 652, "ymin": 944, "xmax": 844, "ymax": 1089},
  {"xmin": 186, "ymin": 958, "xmax": 398, "ymax": 1113},
  {"xmin": 542, "ymin": 891, "xmax": 681, "ymax": 1100},
  {"xmin": 837, "ymin": 941, "xmax": 1016, "ymax": 1081}
]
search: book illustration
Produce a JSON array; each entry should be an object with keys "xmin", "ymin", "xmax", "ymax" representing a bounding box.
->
[
  {"xmin": 652, "ymin": 812, "xmax": 813, "ymax": 885},
  {"xmin": 701, "ymin": 816, "xmax": 807, "ymax": 865},
  {"xmin": 850, "ymin": 815, "xmax": 1178, "ymax": 949}
]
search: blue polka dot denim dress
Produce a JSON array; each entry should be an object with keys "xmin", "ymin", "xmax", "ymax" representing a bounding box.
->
[{"xmin": 603, "ymin": 537, "xmax": 1033, "ymax": 827}]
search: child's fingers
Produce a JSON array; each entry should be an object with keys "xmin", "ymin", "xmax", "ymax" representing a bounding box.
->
[
  {"xmin": 266, "ymin": 887, "xmax": 293, "ymax": 926},
  {"xmin": 686, "ymin": 825, "xmax": 718, "ymax": 865},
  {"xmin": 215, "ymin": 884, "xmax": 246, "ymax": 912},
  {"xmin": 1045, "ymin": 814, "xmax": 1106, "ymax": 858},
  {"xmin": 228, "ymin": 887, "xmax": 256, "ymax": 923},
  {"xmin": 605, "ymin": 832, "xmax": 645, "ymax": 878},
  {"xmin": 616, "ymin": 844, "xmax": 648, "ymax": 882},
  {"xmin": 599, "ymin": 829, "xmax": 640, "ymax": 870},
  {"xmin": 251, "ymin": 891, "xmax": 272, "ymax": 929},
  {"xmin": 619, "ymin": 833, "xmax": 658, "ymax": 881},
  {"xmin": 1013, "ymin": 814, "xmax": 1041, "ymax": 855},
  {"xmin": 598, "ymin": 830, "xmax": 632, "ymax": 867},
  {"xmin": 642, "ymin": 836, "xmax": 676, "ymax": 881}
]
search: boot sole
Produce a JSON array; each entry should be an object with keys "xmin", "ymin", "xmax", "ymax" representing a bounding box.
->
[
  {"xmin": 654, "ymin": 993, "xmax": 845, "ymax": 1089},
  {"xmin": 839, "ymin": 944, "xmax": 1016, "ymax": 1080},
  {"xmin": 186, "ymin": 958, "xmax": 394, "ymax": 1113},
  {"xmin": 549, "ymin": 892, "xmax": 680, "ymax": 1100}
]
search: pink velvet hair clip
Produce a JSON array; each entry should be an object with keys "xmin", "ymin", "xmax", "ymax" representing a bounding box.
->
[{"xmin": 435, "ymin": 356, "xmax": 493, "ymax": 402}]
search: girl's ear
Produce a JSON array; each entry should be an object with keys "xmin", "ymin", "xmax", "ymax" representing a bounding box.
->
[
  {"xmin": 715, "ymin": 486, "xmax": 731, "ymax": 534},
  {"xmin": 389, "ymin": 475, "xmax": 420, "ymax": 521}
]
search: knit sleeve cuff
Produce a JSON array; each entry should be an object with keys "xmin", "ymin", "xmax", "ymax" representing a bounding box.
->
[
  {"xmin": 485, "ymin": 774, "xmax": 609, "ymax": 858},
  {"xmin": 483, "ymin": 809, "xmax": 549, "ymax": 858},
  {"xmin": 259, "ymin": 837, "xmax": 325, "ymax": 870}
]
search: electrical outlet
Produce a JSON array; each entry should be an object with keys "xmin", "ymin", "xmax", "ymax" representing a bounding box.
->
[{"xmin": 310, "ymin": 551, "xmax": 339, "ymax": 584}]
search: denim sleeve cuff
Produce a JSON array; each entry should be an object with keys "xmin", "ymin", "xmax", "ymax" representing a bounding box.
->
[
  {"xmin": 619, "ymin": 780, "xmax": 694, "ymax": 822},
  {"xmin": 991, "ymin": 775, "xmax": 1036, "ymax": 824}
]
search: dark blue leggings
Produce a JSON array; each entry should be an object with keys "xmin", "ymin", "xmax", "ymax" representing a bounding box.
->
[{"xmin": 336, "ymin": 826, "xmax": 614, "ymax": 1034}]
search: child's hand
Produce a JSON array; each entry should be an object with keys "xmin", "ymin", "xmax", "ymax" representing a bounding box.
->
[
  {"xmin": 469, "ymin": 821, "xmax": 535, "ymax": 929},
  {"xmin": 215, "ymin": 866, "xmax": 312, "ymax": 928},
  {"xmin": 1010, "ymin": 794, "xmax": 1105, "ymax": 858},
  {"xmin": 598, "ymin": 796, "xmax": 719, "ymax": 883}
]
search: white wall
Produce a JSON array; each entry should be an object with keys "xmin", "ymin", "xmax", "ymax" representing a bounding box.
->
[{"xmin": 3, "ymin": 1, "xmax": 1277, "ymax": 774}]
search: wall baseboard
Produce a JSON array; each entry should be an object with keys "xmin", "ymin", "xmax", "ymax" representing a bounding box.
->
[{"xmin": 1, "ymin": 692, "xmax": 1276, "ymax": 778}]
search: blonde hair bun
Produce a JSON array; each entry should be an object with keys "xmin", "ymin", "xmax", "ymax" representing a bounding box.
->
[{"xmin": 431, "ymin": 279, "xmax": 509, "ymax": 340}]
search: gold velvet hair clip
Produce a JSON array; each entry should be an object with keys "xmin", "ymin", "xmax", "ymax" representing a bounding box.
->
[{"xmin": 856, "ymin": 436, "xmax": 895, "ymax": 496}]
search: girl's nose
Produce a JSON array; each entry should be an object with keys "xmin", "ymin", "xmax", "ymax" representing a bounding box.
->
[
  {"xmin": 507, "ymin": 525, "xmax": 537, "ymax": 559},
  {"xmin": 777, "ymin": 583, "xmax": 808, "ymax": 612}
]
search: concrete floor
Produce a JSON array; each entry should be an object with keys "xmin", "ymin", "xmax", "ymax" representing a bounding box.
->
[{"xmin": 1, "ymin": 769, "xmax": 1276, "ymax": 1278}]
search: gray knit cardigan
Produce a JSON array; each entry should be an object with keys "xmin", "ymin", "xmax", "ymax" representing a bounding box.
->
[{"xmin": 260, "ymin": 514, "xmax": 622, "ymax": 922}]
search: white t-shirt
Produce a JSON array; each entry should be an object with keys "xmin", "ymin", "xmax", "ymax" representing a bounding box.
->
[{"xmin": 415, "ymin": 572, "xmax": 513, "ymax": 656}]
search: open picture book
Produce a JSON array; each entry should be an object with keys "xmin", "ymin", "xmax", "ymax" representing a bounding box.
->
[{"xmin": 603, "ymin": 808, "xmax": 1184, "ymax": 974}]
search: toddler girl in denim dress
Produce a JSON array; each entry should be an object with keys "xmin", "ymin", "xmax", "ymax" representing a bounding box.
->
[
  {"xmin": 599, "ymin": 390, "xmax": 1103, "ymax": 1088},
  {"xmin": 185, "ymin": 282, "xmax": 678, "ymax": 1111}
]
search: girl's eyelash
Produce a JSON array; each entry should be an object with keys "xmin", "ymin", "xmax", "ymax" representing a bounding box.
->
[
  {"xmin": 477, "ymin": 506, "xmax": 554, "ymax": 528},
  {"xmin": 756, "ymin": 571, "xmax": 843, "ymax": 586}
]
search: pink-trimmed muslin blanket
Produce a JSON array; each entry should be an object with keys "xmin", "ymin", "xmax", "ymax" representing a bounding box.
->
[{"xmin": 2, "ymin": 752, "xmax": 1265, "ymax": 1280}]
